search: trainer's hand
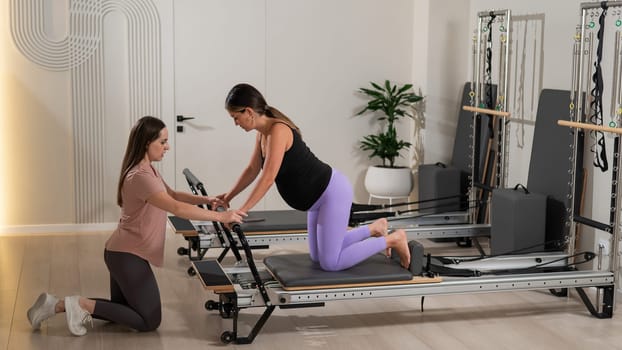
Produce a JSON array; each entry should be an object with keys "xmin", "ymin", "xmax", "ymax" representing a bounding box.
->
[{"xmin": 218, "ymin": 209, "xmax": 246, "ymax": 224}]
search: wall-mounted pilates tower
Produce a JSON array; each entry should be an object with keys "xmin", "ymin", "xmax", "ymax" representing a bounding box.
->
[
  {"xmin": 568, "ymin": 1, "xmax": 622, "ymax": 294},
  {"xmin": 571, "ymin": 1, "xmax": 622, "ymax": 171},
  {"xmin": 466, "ymin": 9, "xmax": 511, "ymax": 224}
]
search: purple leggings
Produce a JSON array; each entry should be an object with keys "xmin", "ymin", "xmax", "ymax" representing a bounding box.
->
[{"xmin": 307, "ymin": 169, "xmax": 387, "ymax": 271}]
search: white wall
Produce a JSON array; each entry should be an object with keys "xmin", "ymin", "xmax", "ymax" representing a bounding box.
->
[
  {"xmin": 0, "ymin": 0, "xmax": 416, "ymax": 227},
  {"xmin": 415, "ymin": 0, "xmax": 471, "ymax": 167},
  {"xmin": 1, "ymin": 1, "xmax": 75, "ymax": 225},
  {"xmin": 265, "ymin": 0, "xmax": 417, "ymax": 207}
]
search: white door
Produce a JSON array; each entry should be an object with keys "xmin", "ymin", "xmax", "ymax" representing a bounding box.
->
[{"xmin": 172, "ymin": 0, "xmax": 286, "ymax": 209}]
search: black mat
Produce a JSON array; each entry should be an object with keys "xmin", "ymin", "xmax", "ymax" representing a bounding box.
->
[
  {"xmin": 527, "ymin": 89, "xmax": 578, "ymax": 248},
  {"xmin": 241, "ymin": 210, "xmax": 307, "ymax": 232},
  {"xmin": 451, "ymin": 82, "xmax": 497, "ymax": 176},
  {"xmin": 264, "ymin": 253, "xmax": 412, "ymax": 288}
]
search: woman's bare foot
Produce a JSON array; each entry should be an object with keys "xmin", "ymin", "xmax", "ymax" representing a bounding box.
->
[
  {"xmin": 369, "ymin": 218, "xmax": 388, "ymax": 237},
  {"xmin": 386, "ymin": 229, "xmax": 410, "ymax": 269}
]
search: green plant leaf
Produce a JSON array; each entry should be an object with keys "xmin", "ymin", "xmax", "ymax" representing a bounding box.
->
[{"xmin": 356, "ymin": 80, "xmax": 423, "ymax": 167}]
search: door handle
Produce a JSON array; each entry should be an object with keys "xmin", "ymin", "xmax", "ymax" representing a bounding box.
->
[{"xmin": 177, "ymin": 115, "xmax": 195, "ymax": 122}]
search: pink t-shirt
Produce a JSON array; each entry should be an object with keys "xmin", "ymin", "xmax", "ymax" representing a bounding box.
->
[{"xmin": 106, "ymin": 162, "xmax": 167, "ymax": 267}]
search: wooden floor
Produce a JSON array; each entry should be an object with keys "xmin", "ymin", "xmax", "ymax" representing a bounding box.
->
[{"xmin": 1, "ymin": 230, "xmax": 622, "ymax": 349}]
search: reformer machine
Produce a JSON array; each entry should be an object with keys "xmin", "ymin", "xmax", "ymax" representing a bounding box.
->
[{"xmin": 184, "ymin": 4, "xmax": 622, "ymax": 344}]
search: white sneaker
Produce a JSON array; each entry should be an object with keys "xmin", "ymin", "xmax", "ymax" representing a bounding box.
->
[
  {"xmin": 64, "ymin": 296, "xmax": 93, "ymax": 336},
  {"xmin": 27, "ymin": 293, "xmax": 58, "ymax": 330}
]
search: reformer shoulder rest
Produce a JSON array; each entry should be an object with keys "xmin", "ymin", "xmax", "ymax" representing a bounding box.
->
[
  {"xmin": 192, "ymin": 259, "xmax": 274, "ymax": 293},
  {"xmin": 168, "ymin": 216, "xmax": 198, "ymax": 236},
  {"xmin": 191, "ymin": 260, "xmax": 234, "ymax": 293}
]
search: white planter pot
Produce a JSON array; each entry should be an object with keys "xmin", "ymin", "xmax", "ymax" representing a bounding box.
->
[{"xmin": 364, "ymin": 166, "xmax": 413, "ymax": 197}]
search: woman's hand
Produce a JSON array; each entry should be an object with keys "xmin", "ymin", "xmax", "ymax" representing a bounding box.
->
[
  {"xmin": 215, "ymin": 193, "xmax": 231, "ymax": 208},
  {"xmin": 205, "ymin": 196, "xmax": 224, "ymax": 209}
]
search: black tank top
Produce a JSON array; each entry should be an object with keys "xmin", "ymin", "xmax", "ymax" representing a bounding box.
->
[{"xmin": 263, "ymin": 127, "xmax": 331, "ymax": 211}]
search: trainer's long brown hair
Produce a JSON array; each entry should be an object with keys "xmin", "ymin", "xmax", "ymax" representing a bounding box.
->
[
  {"xmin": 225, "ymin": 83, "xmax": 301, "ymax": 135},
  {"xmin": 116, "ymin": 116, "xmax": 166, "ymax": 207}
]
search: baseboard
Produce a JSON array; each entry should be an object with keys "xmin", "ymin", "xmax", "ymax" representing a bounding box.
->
[{"xmin": 0, "ymin": 222, "xmax": 118, "ymax": 235}]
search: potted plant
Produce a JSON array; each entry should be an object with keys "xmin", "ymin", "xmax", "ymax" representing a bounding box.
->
[{"xmin": 356, "ymin": 80, "xmax": 423, "ymax": 198}]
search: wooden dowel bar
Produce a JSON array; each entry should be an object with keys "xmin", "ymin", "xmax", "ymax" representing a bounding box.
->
[
  {"xmin": 557, "ymin": 120, "xmax": 622, "ymax": 135},
  {"xmin": 462, "ymin": 105, "xmax": 512, "ymax": 117}
]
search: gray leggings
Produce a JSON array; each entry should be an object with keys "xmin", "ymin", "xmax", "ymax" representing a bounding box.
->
[{"xmin": 91, "ymin": 249, "xmax": 161, "ymax": 331}]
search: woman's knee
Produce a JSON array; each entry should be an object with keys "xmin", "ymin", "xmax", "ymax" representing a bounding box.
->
[{"xmin": 319, "ymin": 257, "xmax": 341, "ymax": 272}]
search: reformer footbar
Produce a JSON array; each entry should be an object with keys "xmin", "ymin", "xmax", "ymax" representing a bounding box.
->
[
  {"xmin": 172, "ymin": 168, "xmax": 308, "ymax": 275},
  {"xmin": 177, "ymin": 168, "xmax": 243, "ymax": 263}
]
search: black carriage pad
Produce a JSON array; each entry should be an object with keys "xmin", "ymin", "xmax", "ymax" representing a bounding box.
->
[
  {"xmin": 264, "ymin": 253, "xmax": 440, "ymax": 291},
  {"xmin": 241, "ymin": 210, "xmax": 307, "ymax": 234}
]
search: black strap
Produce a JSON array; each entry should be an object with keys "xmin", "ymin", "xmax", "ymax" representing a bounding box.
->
[
  {"xmin": 513, "ymin": 183, "xmax": 529, "ymax": 194},
  {"xmin": 485, "ymin": 13, "xmax": 496, "ymax": 135},
  {"xmin": 590, "ymin": 2, "xmax": 609, "ymax": 171}
]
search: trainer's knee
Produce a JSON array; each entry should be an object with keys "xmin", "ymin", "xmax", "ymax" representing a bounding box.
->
[
  {"xmin": 135, "ymin": 310, "xmax": 161, "ymax": 332},
  {"xmin": 137, "ymin": 316, "xmax": 161, "ymax": 332}
]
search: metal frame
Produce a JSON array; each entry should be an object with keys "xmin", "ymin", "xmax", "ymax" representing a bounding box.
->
[{"xmin": 469, "ymin": 9, "xmax": 512, "ymax": 224}]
